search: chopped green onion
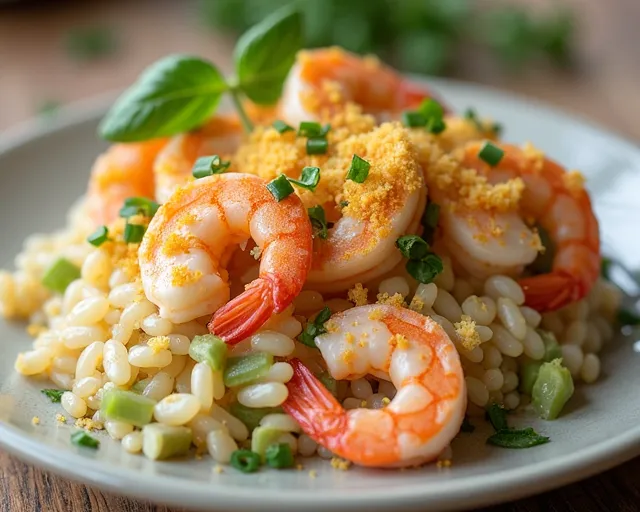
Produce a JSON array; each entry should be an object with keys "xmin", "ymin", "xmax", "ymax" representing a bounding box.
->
[
  {"xmin": 251, "ymin": 426, "xmax": 284, "ymax": 461},
  {"xmin": 460, "ymin": 416, "xmax": 475, "ymax": 433},
  {"xmin": 346, "ymin": 154, "xmax": 370, "ymax": 183},
  {"xmin": 100, "ymin": 389, "xmax": 156, "ymax": 427},
  {"xmin": 486, "ymin": 403, "xmax": 509, "ymax": 432},
  {"xmin": 142, "ymin": 423, "xmax": 192, "ymax": 460},
  {"xmin": 223, "ymin": 352, "xmax": 274, "ymax": 387},
  {"xmin": 318, "ymin": 372, "xmax": 338, "ymax": 398},
  {"xmin": 617, "ymin": 308, "xmax": 640, "ymax": 326},
  {"xmin": 87, "ymin": 225, "xmax": 109, "ymax": 247},
  {"xmin": 426, "ymin": 117, "xmax": 446, "ymax": 134},
  {"xmin": 192, "ymin": 155, "xmax": 230, "ymax": 178},
  {"xmin": 298, "ymin": 121, "xmax": 330, "ymax": 138},
  {"xmin": 339, "ymin": 200, "xmax": 349, "ymax": 209},
  {"xmin": 71, "ymin": 430, "xmax": 100, "ymax": 449},
  {"xmin": 531, "ymin": 359, "xmax": 574, "ymax": 420},
  {"xmin": 487, "ymin": 427, "xmax": 550, "ymax": 449},
  {"xmin": 41, "ymin": 388, "xmax": 64, "ymax": 403},
  {"xmin": 478, "ymin": 141, "xmax": 504, "ymax": 166},
  {"xmin": 266, "ymin": 174, "xmax": 295, "ymax": 201},
  {"xmin": 229, "ymin": 403, "xmax": 282, "ymax": 431},
  {"xmin": 189, "ymin": 334, "xmax": 228, "ymax": 372},
  {"xmin": 402, "ymin": 111, "xmax": 427, "ymax": 128},
  {"xmin": 118, "ymin": 197, "xmax": 160, "ymax": 218},
  {"xmin": 288, "ymin": 166, "xmax": 321, "ymax": 191},
  {"xmin": 230, "ymin": 449, "xmax": 262, "ymax": 473},
  {"xmin": 519, "ymin": 361, "xmax": 542, "ymax": 395},
  {"xmin": 42, "ymin": 258, "xmax": 81, "ymax": 294},
  {"xmin": 308, "ymin": 205, "xmax": 328, "ymax": 240},
  {"xmin": 265, "ymin": 443, "xmax": 295, "ymax": 469},
  {"xmin": 600, "ymin": 256, "xmax": 612, "ymax": 280},
  {"xmin": 298, "ymin": 306, "xmax": 332, "ymax": 348},
  {"xmin": 405, "ymin": 253, "xmax": 443, "ymax": 284},
  {"xmin": 464, "ymin": 108, "xmax": 483, "ymax": 131},
  {"xmin": 272, "ymin": 120, "xmax": 294, "ymax": 134},
  {"xmin": 306, "ymin": 137, "xmax": 328, "ymax": 155},
  {"xmin": 123, "ymin": 222, "xmax": 146, "ymax": 243},
  {"xmin": 396, "ymin": 235, "xmax": 429, "ymax": 260},
  {"xmin": 418, "ymin": 98, "xmax": 444, "ymax": 119}
]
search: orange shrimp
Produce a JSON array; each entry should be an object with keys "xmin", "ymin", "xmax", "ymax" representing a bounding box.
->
[
  {"xmin": 283, "ymin": 305, "xmax": 466, "ymax": 468},
  {"xmin": 281, "ymin": 47, "xmax": 447, "ymax": 125},
  {"xmin": 139, "ymin": 173, "xmax": 313, "ymax": 343},
  {"xmin": 460, "ymin": 142, "xmax": 600, "ymax": 311},
  {"xmin": 86, "ymin": 139, "xmax": 167, "ymax": 225}
]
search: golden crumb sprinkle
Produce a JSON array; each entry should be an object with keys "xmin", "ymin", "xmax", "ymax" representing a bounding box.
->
[
  {"xmin": 147, "ymin": 335, "xmax": 170, "ymax": 354},
  {"xmin": 390, "ymin": 333, "xmax": 410, "ymax": 350},
  {"xmin": 75, "ymin": 417, "xmax": 103, "ymax": 431},
  {"xmin": 213, "ymin": 465, "xmax": 224, "ymax": 474},
  {"xmin": 344, "ymin": 332, "xmax": 355, "ymax": 344},
  {"xmin": 381, "ymin": 397, "xmax": 391, "ymax": 406},
  {"xmin": 437, "ymin": 459, "xmax": 452, "ymax": 468},
  {"xmin": 31, "ymin": 416, "xmax": 40, "ymax": 426},
  {"xmin": 454, "ymin": 315, "xmax": 482, "ymax": 350},
  {"xmin": 341, "ymin": 349, "xmax": 355, "ymax": 365},
  {"xmin": 348, "ymin": 283, "xmax": 369, "ymax": 306},
  {"xmin": 308, "ymin": 470, "xmax": 318, "ymax": 479},
  {"xmin": 296, "ymin": 464, "xmax": 304, "ymax": 471},
  {"xmin": 325, "ymin": 319, "xmax": 339, "ymax": 333},
  {"xmin": 376, "ymin": 292, "xmax": 406, "ymax": 308},
  {"xmin": 368, "ymin": 308, "xmax": 384, "ymax": 321},
  {"xmin": 522, "ymin": 142, "xmax": 545, "ymax": 172},
  {"xmin": 408, "ymin": 296, "xmax": 425, "ymax": 313},
  {"xmin": 171, "ymin": 264, "xmax": 203, "ymax": 287},
  {"xmin": 249, "ymin": 246, "xmax": 262, "ymax": 260},
  {"xmin": 162, "ymin": 232, "xmax": 194, "ymax": 257},
  {"xmin": 563, "ymin": 170, "xmax": 586, "ymax": 198},
  {"xmin": 55, "ymin": 413, "xmax": 67, "ymax": 424}
]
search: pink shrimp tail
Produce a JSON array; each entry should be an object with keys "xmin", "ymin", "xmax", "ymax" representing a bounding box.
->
[
  {"xmin": 519, "ymin": 271, "xmax": 586, "ymax": 312},
  {"xmin": 208, "ymin": 275, "xmax": 281, "ymax": 344},
  {"xmin": 282, "ymin": 359, "xmax": 347, "ymax": 444}
]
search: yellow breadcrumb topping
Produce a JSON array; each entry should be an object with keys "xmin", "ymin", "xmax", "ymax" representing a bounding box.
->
[
  {"xmin": 308, "ymin": 470, "xmax": 318, "ymax": 479},
  {"xmin": 325, "ymin": 320, "xmax": 339, "ymax": 333},
  {"xmin": 522, "ymin": 142, "xmax": 545, "ymax": 171},
  {"xmin": 341, "ymin": 349, "xmax": 355, "ymax": 364},
  {"xmin": 147, "ymin": 335, "xmax": 171, "ymax": 354},
  {"xmin": 171, "ymin": 265, "xmax": 203, "ymax": 287},
  {"xmin": 348, "ymin": 283, "xmax": 368, "ymax": 306},
  {"xmin": 31, "ymin": 416, "xmax": 40, "ymax": 426},
  {"xmin": 344, "ymin": 332, "xmax": 355, "ymax": 344},
  {"xmin": 454, "ymin": 315, "xmax": 482, "ymax": 350},
  {"xmin": 381, "ymin": 397, "xmax": 391, "ymax": 406},
  {"xmin": 213, "ymin": 465, "xmax": 224, "ymax": 474},
  {"xmin": 368, "ymin": 308, "xmax": 384, "ymax": 321},
  {"xmin": 162, "ymin": 232, "xmax": 196, "ymax": 257},
  {"xmin": 408, "ymin": 296, "xmax": 425, "ymax": 313},
  {"xmin": 55, "ymin": 413, "xmax": 67, "ymax": 424},
  {"xmin": 376, "ymin": 292, "xmax": 406, "ymax": 307},
  {"xmin": 75, "ymin": 417, "xmax": 103, "ymax": 431},
  {"xmin": 390, "ymin": 333, "xmax": 410, "ymax": 350},
  {"xmin": 437, "ymin": 459, "xmax": 452, "ymax": 468},
  {"xmin": 249, "ymin": 246, "xmax": 262, "ymax": 260},
  {"xmin": 563, "ymin": 170, "xmax": 586, "ymax": 198}
]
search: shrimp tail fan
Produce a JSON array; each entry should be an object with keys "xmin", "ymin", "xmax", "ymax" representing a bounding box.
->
[
  {"xmin": 519, "ymin": 271, "xmax": 582, "ymax": 312},
  {"xmin": 282, "ymin": 359, "xmax": 347, "ymax": 443},
  {"xmin": 208, "ymin": 276, "xmax": 276, "ymax": 344}
]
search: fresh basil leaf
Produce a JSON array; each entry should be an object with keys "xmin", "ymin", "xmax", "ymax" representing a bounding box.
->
[
  {"xmin": 396, "ymin": 235, "xmax": 429, "ymax": 260},
  {"xmin": 298, "ymin": 306, "xmax": 332, "ymax": 348},
  {"xmin": 99, "ymin": 55, "xmax": 228, "ymax": 142},
  {"xmin": 405, "ymin": 253, "xmax": 443, "ymax": 284},
  {"xmin": 487, "ymin": 428, "xmax": 550, "ymax": 449},
  {"xmin": 486, "ymin": 403, "xmax": 509, "ymax": 432},
  {"xmin": 234, "ymin": 6, "xmax": 303, "ymax": 104}
]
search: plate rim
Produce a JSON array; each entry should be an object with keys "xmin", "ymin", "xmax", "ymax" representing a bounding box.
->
[{"xmin": 1, "ymin": 77, "xmax": 640, "ymax": 511}]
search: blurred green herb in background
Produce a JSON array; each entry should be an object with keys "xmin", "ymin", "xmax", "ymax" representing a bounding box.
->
[
  {"xmin": 37, "ymin": 99, "xmax": 61, "ymax": 120},
  {"xmin": 65, "ymin": 26, "xmax": 118, "ymax": 62},
  {"xmin": 199, "ymin": 0, "xmax": 575, "ymax": 75}
]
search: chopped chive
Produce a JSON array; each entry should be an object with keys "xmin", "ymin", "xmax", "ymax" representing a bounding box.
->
[
  {"xmin": 478, "ymin": 141, "xmax": 504, "ymax": 166},
  {"xmin": 402, "ymin": 111, "xmax": 427, "ymax": 128},
  {"xmin": 272, "ymin": 120, "xmax": 294, "ymax": 134},
  {"xmin": 192, "ymin": 155, "xmax": 230, "ymax": 178},
  {"xmin": 426, "ymin": 117, "xmax": 446, "ymax": 134},
  {"xmin": 230, "ymin": 449, "xmax": 262, "ymax": 473},
  {"xmin": 266, "ymin": 174, "xmax": 295, "ymax": 201},
  {"xmin": 405, "ymin": 253, "xmax": 443, "ymax": 284},
  {"xmin": 306, "ymin": 137, "xmax": 328, "ymax": 155},
  {"xmin": 346, "ymin": 154, "xmax": 370, "ymax": 183},
  {"xmin": 298, "ymin": 306, "xmax": 331, "ymax": 348},
  {"xmin": 123, "ymin": 223, "xmax": 146, "ymax": 243},
  {"xmin": 487, "ymin": 428, "xmax": 550, "ymax": 449},
  {"xmin": 298, "ymin": 121, "xmax": 330, "ymax": 138},
  {"xmin": 339, "ymin": 200, "xmax": 349, "ymax": 209},
  {"xmin": 419, "ymin": 98, "xmax": 444, "ymax": 119},
  {"xmin": 119, "ymin": 197, "xmax": 160, "ymax": 219},
  {"xmin": 87, "ymin": 225, "xmax": 109, "ymax": 247},
  {"xmin": 396, "ymin": 235, "xmax": 429, "ymax": 260},
  {"xmin": 265, "ymin": 443, "xmax": 295, "ymax": 469},
  {"xmin": 42, "ymin": 258, "xmax": 81, "ymax": 293},
  {"xmin": 41, "ymin": 388, "xmax": 64, "ymax": 403},
  {"xmin": 288, "ymin": 166, "xmax": 321, "ymax": 191},
  {"xmin": 308, "ymin": 205, "xmax": 328, "ymax": 240},
  {"xmin": 70, "ymin": 430, "xmax": 100, "ymax": 449}
]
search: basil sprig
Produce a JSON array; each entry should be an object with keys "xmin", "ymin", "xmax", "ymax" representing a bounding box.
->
[{"xmin": 99, "ymin": 7, "xmax": 302, "ymax": 141}]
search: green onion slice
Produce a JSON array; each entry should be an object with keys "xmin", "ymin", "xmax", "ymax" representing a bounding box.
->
[
  {"xmin": 478, "ymin": 141, "xmax": 504, "ymax": 166},
  {"xmin": 307, "ymin": 205, "xmax": 328, "ymax": 240},
  {"xmin": 298, "ymin": 121, "xmax": 330, "ymax": 138},
  {"xmin": 401, "ymin": 111, "xmax": 427, "ymax": 128},
  {"xmin": 192, "ymin": 155, "xmax": 230, "ymax": 178},
  {"xmin": 266, "ymin": 174, "xmax": 295, "ymax": 201},
  {"xmin": 426, "ymin": 117, "xmax": 446, "ymax": 134},
  {"xmin": 119, "ymin": 197, "xmax": 160, "ymax": 218},
  {"xmin": 123, "ymin": 223, "xmax": 146, "ymax": 243},
  {"xmin": 265, "ymin": 443, "xmax": 295, "ymax": 469},
  {"xmin": 272, "ymin": 120, "xmax": 294, "ymax": 134},
  {"xmin": 288, "ymin": 166, "xmax": 320, "ymax": 191},
  {"xmin": 230, "ymin": 449, "xmax": 262, "ymax": 473},
  {"xmin": 70, "ymin": 430, "xmax": 100, "ymax": 449},
  {"xmin": 346, "ymin": 154, "xmax": 370, "ymax": 183},
  {"xmin": 396, "ymin": 235, "xmax": 429, "ymax": 260},
  {"xmin": 306, "ymin": 137, "xmax": 328, "ymax": 155},
  {"xmin": 87, "ymin": 225, "xmax": 109, "ymax": 247}
]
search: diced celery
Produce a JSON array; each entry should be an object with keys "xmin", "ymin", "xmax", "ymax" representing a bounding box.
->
[
  {"xmin": 318, "ymin": 372, "xmax": 338, "ymax": 398},
  {"xmin": 229, "ymin": 402, "xmax": 282, "ymax": 431},
  {"xmin": 101, "ymin": 389, "xmax": 156, "ymax": 427},
  {"xmin": 537, "ymin": 329, "xmax": 562, "ymax": 362},
  {"xmin": 189, "ymin": 334, "xmax": 228, "ymax": 372},
  {"xmin": 531, "ymin": 359, "xmax": 574, "ymax": 420},
  {"xmin": 142, "ymin": 424, "xmax": 192, "ymax": 460},
  {"xmin": 519, "ymin": 361, "xmax": 542, "ymax": 395},
  {"xmin": 251, "ymin": 426, "xmax": 284, "ymax": 461},
  {"xmin": 41, "ymin": 258, "xmax": 81, "ymax": 293},
  {"xmin": 130, "ymin": 378, "xmax": 150, "ymax": 394},
  {"xmin": 223, "ymin": 352, "xmax": 273, "ymax": 387}
]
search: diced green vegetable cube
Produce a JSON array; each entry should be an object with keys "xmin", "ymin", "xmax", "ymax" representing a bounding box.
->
[
  {"xmin": 228, "ymin": 402, "xmax": 282, "ymax": 431},
  {"xmin": 189, "ymin": 334, "xmax": 228, "ymax": 371},
  {"xmin": 519, "ymin": 361, "xmax": 542, "ymax": 395},
  {"xmin": 101, "ymin": 389, "xmax": 156, "ymax": 427},
  {"xmin": 41, "ymin": 258, "xmax": 81, "ymax": 293},
  {"xmin": 130, "ymin": 378, "xmax": 150, "ymax": 394},
  {"xmin": 142, "ymin": 424, "xmax": 192, "ymax": 460},
  {"xmin": 223, "ymin": 352, "xmax": 273, "ymax": 387},
  {"xmin": 531, "ymin": 359, "xmax": 574, "ymax": 420},
  {"xmin": 251, "ymin": 426, "xmax": 284, "ymax": 462}
]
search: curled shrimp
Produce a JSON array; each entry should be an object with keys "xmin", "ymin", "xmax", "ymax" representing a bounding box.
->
[
  {"xmin": 455, "ymin": 142, "xmax": 600, "ymax": 311},
  {"xmin": 283, "ymin": 305, "xmax": 465, "ymax": 468},
  {"xmin": 139, "ymin": 173, "xmax": 313, "ymax": 342},
  {"xmin": 86, "ymin": 139, "xmax": 166, "ymax": 225},
  {"xmin": 281, "ymin": 47, "xmax": 446, "ymax": 125}
]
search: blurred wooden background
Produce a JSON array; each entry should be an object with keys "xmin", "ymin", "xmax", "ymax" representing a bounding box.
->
[{"xmin": 1, "ymin": 0, "xmax": 639, "ymax": 511}]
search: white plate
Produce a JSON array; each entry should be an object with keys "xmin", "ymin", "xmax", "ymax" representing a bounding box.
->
[{"xmin": 1, "ymin": 79, "xmax": 639, "ymax": 512}]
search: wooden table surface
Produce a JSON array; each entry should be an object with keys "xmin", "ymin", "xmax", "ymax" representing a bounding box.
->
[{"xmin": 1, "ymin": 0, "xmax": 639, "ymax": 511}]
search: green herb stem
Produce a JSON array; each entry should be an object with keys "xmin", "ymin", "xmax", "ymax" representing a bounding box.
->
[{"xmin": 229, "ymin": 86, "xmax": 254, "ymax": 133}]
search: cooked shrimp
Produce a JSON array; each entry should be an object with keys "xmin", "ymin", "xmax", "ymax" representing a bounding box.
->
[
  {"xmin": 456, "ymin": 142, "xmax": 600, "ymax": 311},
  {"xmin": 281, "ymin": 47, "xmax": 446, "ymax": 125},
  {"xmin": 86, "ymin": 139, "xmax": 167, "ymax": 225},
  {"xmin": 282, "ymin": 305, "xmax": 465, "ymax": 468},
  {"xmin": 139, "ymin": 173, "xmax": 313, "ymax": 343}
]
